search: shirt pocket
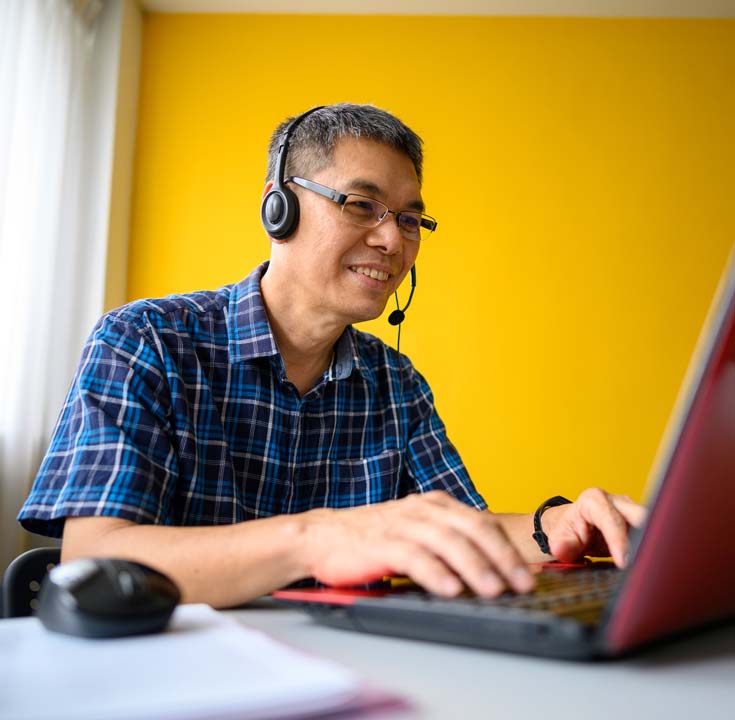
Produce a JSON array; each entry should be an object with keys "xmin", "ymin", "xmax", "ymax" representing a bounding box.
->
[{"xmin": 329, "ymin": 448, "xmax": 406, "ymax": 508}]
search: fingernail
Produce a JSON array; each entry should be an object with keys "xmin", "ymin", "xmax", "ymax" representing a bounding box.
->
[
  {"xmin": 512, "ymin": 567, "xmax": 535, "ymax": 593},
  {"xmin": 481, "ymin": 573, "xmax": 505, "ymax": 595},
  {"xmin": 441, "ymin": 576, "xmax": 462, "ymax": 596}
]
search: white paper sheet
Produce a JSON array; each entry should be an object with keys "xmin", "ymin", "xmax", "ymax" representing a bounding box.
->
[{"xmin": 0, "ymin": 604, "xmax": 363, "ymax": 720}]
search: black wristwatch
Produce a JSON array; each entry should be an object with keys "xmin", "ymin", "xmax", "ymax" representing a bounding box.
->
[{"xmin": 532, "ymin": 495, "xmax": 572, "ymax": 555}]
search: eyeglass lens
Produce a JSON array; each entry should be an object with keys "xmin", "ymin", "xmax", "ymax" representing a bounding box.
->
[{"xmin": 342, "ymin": 195, "xmax": 434, "ymax": 241}]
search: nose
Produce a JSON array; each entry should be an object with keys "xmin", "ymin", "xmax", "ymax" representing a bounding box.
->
[{"xmin": 365, "ymin": 212, "xmax": 403, "ymax": 255}]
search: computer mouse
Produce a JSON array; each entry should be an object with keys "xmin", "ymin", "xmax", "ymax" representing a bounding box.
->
[{"xmin": 37, "ymin": 557, "xmax": 181, "ymax": 638}]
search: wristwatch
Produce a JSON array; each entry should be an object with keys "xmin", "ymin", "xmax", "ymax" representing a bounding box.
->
[{"xmin": 531, "ymin": 495, "xmax": 572, "ymax": 555}]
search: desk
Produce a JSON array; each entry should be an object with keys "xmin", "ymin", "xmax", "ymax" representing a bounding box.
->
[{"xmin": 232, "ymin": 600, "xmax": 735, "ymax": 719}]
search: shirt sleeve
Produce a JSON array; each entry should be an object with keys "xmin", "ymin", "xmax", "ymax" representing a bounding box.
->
[
  {"xmin": 18, "ymin": 313, "xmax": 178, "ymax": 538},
  {"xmin": 402, "ymin": 361, "xmax": 488, "ymax": 511}
]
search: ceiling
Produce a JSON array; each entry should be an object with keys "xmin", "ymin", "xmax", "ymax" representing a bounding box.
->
[{"xmin": 139, "ymin": 0, "xmax": 735, "ymax": 17}]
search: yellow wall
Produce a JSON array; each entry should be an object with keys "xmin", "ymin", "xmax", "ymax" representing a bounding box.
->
[{"xmin": 128, "ymin": 14, "xmax": 735, "ymax": 511}]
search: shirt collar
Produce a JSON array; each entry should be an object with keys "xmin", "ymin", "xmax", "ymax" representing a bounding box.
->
[
  {"xmin": 228, "ymin": 262, "xmax": 280, "ymax": 363},
  {"xmin": 329, "ymin": 328, "xmax": 359, "ymax": 381},
  {"xmin": 228, "ymin": 262, "xmax": 367, "ymax": 383}
]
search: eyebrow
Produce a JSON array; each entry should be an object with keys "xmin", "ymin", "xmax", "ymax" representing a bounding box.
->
[{"xmin": 345, "ymin": 177, "xmax": 425, "ymax": 213}]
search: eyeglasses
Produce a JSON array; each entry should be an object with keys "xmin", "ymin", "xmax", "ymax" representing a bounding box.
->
[{"xmin": 286, "ymin": 176, "xmax": 437, "ymax": 242}]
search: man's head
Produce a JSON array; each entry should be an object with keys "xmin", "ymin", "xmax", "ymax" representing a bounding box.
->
[
  {"xmin": 260, "ymin": 104, "xmax": 430, "ymax": 332},
  {"xmin": 264, "ymin": 103, "xmax": 424, "ymax": 188}
]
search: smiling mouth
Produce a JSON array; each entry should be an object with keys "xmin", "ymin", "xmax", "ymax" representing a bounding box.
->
[{"xmin": 350, "ymin": 265, "xmax": 390, "ymax": 282}]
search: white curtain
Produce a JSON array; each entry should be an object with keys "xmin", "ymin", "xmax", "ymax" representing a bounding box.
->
[{"xmin": 0, "ymin": 0, "xmax": 109, "ymax": 572}]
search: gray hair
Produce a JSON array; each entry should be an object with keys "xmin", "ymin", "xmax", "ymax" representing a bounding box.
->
[{"xmin": 265, "ymin": 103, "xmax": 424, "ymax": 186}]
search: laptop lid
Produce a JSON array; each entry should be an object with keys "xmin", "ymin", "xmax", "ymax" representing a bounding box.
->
[{"xmin": 604, "ymin": 246, "xmax": 735, "ymax": 653}]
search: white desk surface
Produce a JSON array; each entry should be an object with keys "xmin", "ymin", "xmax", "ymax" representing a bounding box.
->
[{"xmin": 232, "ymin": 600, "xmax": 735, "ymax": 720}]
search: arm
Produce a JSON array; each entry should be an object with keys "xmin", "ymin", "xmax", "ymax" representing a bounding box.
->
[
  {"xmin": 62, "ymin": 515, "xmax": 308, "ymax": 608},
  {"xmin": 62, "ymin": 491, "xmax": 538, "ymax": 607},
  {"xmin": 63, "ymin": 487, "xmax": 646, "ymax": 607}
]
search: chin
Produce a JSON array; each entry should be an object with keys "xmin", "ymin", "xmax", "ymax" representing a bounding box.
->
[{"xmin": 344, "ymin": 305, "xmax": 386, "ymax": 325}]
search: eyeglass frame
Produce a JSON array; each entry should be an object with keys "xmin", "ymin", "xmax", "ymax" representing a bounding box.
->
[{"xmin": 285, "ymin": 175, "xmax": 438, "ymax": 241}]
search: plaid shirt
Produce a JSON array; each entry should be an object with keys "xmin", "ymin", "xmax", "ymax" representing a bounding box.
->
[{"xmin": 19, "ymin": 262, "xmax": 485, "ymax": 538}]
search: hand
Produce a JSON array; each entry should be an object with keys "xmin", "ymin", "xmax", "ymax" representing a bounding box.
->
[
  {"xmin": 301, "ymin": 491, "xmax": 536, "ymax": 598},
  {"xmin": 543, "ymin": 489, "xmax": 647, "ymax": 568}
]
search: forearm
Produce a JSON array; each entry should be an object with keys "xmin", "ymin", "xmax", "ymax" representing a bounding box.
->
[
  {"xmin": 494, "ymin": 510, "xmax": 560, "ymax": 563},
  {"xmin": 62, "ymin": 514, "xmax": 312, "ymax": 608}
]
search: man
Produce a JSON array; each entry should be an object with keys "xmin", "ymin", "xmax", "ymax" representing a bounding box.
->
[{"xmin": 19, "ymin": 104, "xmax": 645, "ymax": 608}]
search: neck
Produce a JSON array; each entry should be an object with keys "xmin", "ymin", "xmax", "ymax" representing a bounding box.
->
[{"xmin": 260, "ymin": 268, "xmax": 346, "ymax": 396}]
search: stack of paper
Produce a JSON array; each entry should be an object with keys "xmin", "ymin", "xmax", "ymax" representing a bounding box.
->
[{"xmin": 0, "ymin": 604, "xmax": 366, "ymax": 719}]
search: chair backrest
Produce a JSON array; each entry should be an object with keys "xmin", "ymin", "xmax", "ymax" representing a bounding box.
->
[{"xmin": 2, "ymin": 547, "xmax": 61, "ymax": 618}]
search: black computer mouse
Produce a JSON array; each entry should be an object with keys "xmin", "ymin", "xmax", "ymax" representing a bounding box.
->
[{"xmin": 37, "ymin": 557, "xmax": 181, "ymax": 638}]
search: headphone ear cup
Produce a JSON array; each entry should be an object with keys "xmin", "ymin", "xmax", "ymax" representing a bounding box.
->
[{"xmin": 261, "ymin": 186, "xmax": 300, "ymax": 240}]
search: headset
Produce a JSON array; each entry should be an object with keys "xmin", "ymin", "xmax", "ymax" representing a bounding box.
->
[
  {"xmin": 388, "ymin": 265, "xmax": 416, "ymax": 326},
  {"xmin": 261, "ymin": 106, "xmax": 325, "ymax": 240},
  {"xmin": 261, "ymin": 106, "xmax": 418, "ymax": 343},
  {"xmin": 388, "ymin": 265, "xmax": 416, "ymax": 353}
]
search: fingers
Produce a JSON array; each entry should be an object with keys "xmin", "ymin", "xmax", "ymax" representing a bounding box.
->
[
  {"xmin": 304, "ymin": 492, "xmax": 535, "ymax": 599},
  {"xmin": 371, "ymin": 538, "xmax": 465, "ymax": 597},
  {"xmin": 610, "ymin": 494, "xmax": 648, "ymax": 529},
  {"xmin": 396, "ymin": 513, "xmax": 533, "ymax": 596},
  {"xmin": 432, "ymin": 498, "xmax": 535, "ymax": 594},
  {"xmin": 373, "ymin": 492, "xmax": 535, "ymax": 596},
  {"xmin": 549, "ymin": 489, "xmax": 648, "ymax": 568}
]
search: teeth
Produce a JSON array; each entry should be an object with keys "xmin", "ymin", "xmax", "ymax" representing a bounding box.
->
[{"xmin": 350, "ymin": 266, "xmax": 389, "ymax": 281}]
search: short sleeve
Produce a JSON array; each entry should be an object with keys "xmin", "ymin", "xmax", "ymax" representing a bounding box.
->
[{"xmin": 18, "ymin": 314, "xmax": 179, "ymax": 538}]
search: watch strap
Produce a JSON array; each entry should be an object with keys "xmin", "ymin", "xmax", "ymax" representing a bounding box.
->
[{"xmin": 532, "ymin": 495, "xmax": 572, "ymax": 555}]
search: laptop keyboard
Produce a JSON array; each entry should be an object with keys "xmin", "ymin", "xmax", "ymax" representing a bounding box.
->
[{"xmin": 391, "ymin": 567, "xmax": 622, "ymax": 625}]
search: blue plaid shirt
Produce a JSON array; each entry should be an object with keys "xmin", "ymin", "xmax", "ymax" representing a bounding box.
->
[{"xmin": 19, "ymin": 262, "xmax": 485, "ymax": 538}]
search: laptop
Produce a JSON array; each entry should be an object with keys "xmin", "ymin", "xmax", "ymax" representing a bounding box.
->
[{"xmin": 272, "ymin": 246, "xmax": 735, "ymax": 660}]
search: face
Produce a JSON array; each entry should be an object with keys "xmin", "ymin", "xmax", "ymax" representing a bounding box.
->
[{"xmin": 270, "ymin": 137, "xmax": 423, "ymax": 327}]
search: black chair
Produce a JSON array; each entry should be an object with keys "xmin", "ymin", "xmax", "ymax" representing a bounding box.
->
[{"xmin": 2, "ymin": 547, "xmax": 61, "ymax": 618}]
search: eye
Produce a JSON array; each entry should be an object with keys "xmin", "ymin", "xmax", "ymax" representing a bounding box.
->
[
  {"xmin": 344, "ymin": 197, "xmax": 378, "ymax": 219},
  {"xmin": 399, "ymin": 214, "xmax": 421, "ymax": 233}
]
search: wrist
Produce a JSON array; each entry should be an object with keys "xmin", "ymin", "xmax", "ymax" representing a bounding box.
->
[
  {"xmin": 294, "ymin": 507, "xmax": 336, "ymax": 579},
  {"xmin": 531, "ymin": 495, "xmax": 572, "ymax": 555},
  {"xmin": 244, "ymin": 512, "xmax": 319, "ymax": 591}
]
